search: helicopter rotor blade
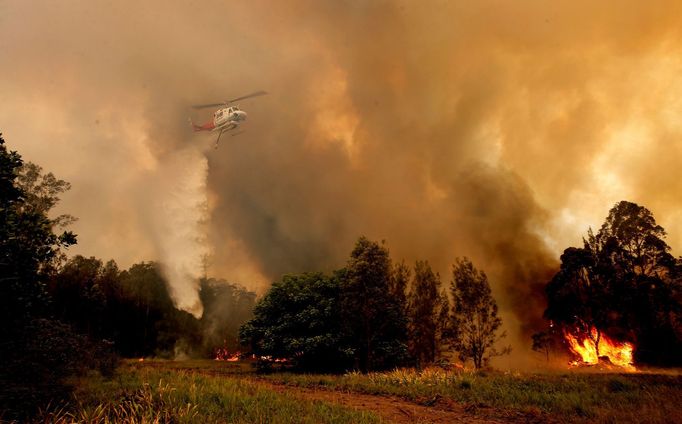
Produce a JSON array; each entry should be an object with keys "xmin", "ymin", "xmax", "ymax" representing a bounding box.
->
[
  {"xmin": 226, "ymin": 90, "xmax": 268, "ymax": 104},
  {"xmin": 192, "ymin": 102, "xmax": 225, "ymax": 110},
  {"xmin": 191, "ymin": 91, "xmax": 267, "ymax": 109}
]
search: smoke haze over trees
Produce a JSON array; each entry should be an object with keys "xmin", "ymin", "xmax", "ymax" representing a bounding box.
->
[
  {"xmin": 48, "ymin": 257, "xmax": 257, "ymax": 359},
  {"xmin": 241, "ymin": 237, "xmax": 511, "ymax": 372},
  {"xmin": 0, "ymin": 134, "xmax": 257, "ymax": 418},
  {"xmin": 5, "ymin": 1, "xmax": 682, "ymax": 361}
]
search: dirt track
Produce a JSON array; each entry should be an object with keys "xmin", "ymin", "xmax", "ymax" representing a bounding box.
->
[
  {"xmin": 162, "ymin": 362, "xmax": 550, "ymax": 423},
  {"xmin": 254, "ymin": 380, "xmax": 545, "ymax": 424}
]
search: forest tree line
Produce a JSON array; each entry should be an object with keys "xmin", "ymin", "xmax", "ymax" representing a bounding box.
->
[
  {"xmin": 3, "ymin": 131, "xmax": 682, "ymax": 419},
  {"xmin": 242, "ymin": 200, "xmax": 682, "ymax": 372},
  {"xmin": 0, "ymin": 134, "xmax": 255, "ymax": 419},
  {"xmin": 49, "ymin": 257, "xmax": 256, "ymax": 358},
  {"xmin": 239, "ymin": 237, "xmax": 508, "ymax": 372}
]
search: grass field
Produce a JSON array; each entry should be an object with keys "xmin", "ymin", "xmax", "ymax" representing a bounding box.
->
[
  {"xmin": 34, "ymin": 361, "xmax": 380, "ymax": 424},
  {"xmin": 31, "ymin": 360, "xmax": 682, "ymax": 423},
  {"xmin": 261, "ymin": 367, "xmax": 682, "ymax": 423}
]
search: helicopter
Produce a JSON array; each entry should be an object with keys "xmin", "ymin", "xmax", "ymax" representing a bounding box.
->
[{"xmin": 189, "ymin": 90, "xmax": 267, "ymax": 147}]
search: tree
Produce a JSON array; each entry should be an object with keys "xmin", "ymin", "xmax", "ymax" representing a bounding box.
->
[
  {"xmin": 544, "ymin": 246, "xmax": 611, "ymax": 357},
  {"xmin": 531, "ymin": 330, "xmax": 555, "ymax": 362},
  {"xmin": 340, "ymin": 237, "xmax": 408, "ymax": 372},
  {"xmin": 390, "ymin": 260, "xmax": 410, "ymax": 318},
  {"xmin": 49, "ymin": 256, "xmax": 108, "ymax": 337},
  {"xmin": 407, "ymin": 260, "xmax": 446, "ymax": 368},
  {"xmin": 0, "ymin": 134, "xmax": 75, "ymax": 312},
  {"xmin": 240, "ymin": 272, "xmax": 351, "ymax": 371},
  {"xmin": 15, "ymin": 162, "xmax": 76, "ymax": 229},
  {"xmin": 592, "ymin": 201, "xmax": 674, "ymax": 279},
  {"xmin": 544, "ymin": 201, "xmax": 682, "ymax": 365},
  {"xmin": 199, "ymin": 278, "xmax": 256, "ymax": 355},
  {"xmin": 449, "ymin": 257, "xmax": 508, "ymax": 369},
  {"xmin": 0, "ymin": 134, "xmax": 100, "ymax": 419},
  {"xmin": 435, "ymin": 289, "xmax": 451, "ymax": 359},
  {"xmin": 118, "ymin": 262, "xmax": 198, "ymax": 357},
  {"xmin": 0, "ymin": 146, "xmax": 76, "ymax": 319}
]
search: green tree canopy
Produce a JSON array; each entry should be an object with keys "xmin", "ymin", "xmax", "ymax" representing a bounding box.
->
[
  {"xmin": 240, "ymin": 272, "xmax": 351, "ymax": 371},
  {"xmin": 341, "ymin": 237, "xmax": 408, "ymax": 372},
  {"xmin": 407, "ymin": 260, "xmax": 448, "ymax": 368}
]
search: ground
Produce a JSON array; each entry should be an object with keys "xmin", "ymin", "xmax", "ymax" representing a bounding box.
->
[{"xmin": 34, "ymin": 360, "xmax": 682, "ymax": 423}]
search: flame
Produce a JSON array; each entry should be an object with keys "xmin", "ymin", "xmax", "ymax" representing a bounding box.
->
[
  {"xmin": 259, "ymin": 355, "xmax": 288, "ymax": 363},
  {"xmin": 214, "ymin": 347, "xmax": 241, "ymax": 362},
  {"xmin": 564, "ymin": 327, "xmax": 635, "ymax": 370}
]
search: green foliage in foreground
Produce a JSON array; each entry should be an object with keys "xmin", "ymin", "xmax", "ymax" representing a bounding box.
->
[
  {"xmin": 263, "ymin": 367, "xmax": 682, "ymax": 423},
  {"xmin": 31, "ymin": 364, "xmax": 381, "ymax": 424},
  {"xmin": 240, "ymin": 272, "xmax": 351, "ymax": 372}
]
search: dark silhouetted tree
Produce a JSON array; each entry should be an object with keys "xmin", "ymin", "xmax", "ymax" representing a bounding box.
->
[
  {"xmin": 407, "ymin": 260, "xmax": 445, "ymax": 368},
  {"xmin": 544, "ymin": 246, "xmax": 611, "ymax": 357},
  {"xmin": 200, "ymin": 278, "xmax": 256, "ymax": 355},
  {"xmin": 544, "ymin": 201, "xmax": 682, "ymax": 365},
  {"xmin": 531, "ymin": 330, "xmax": 555, "ymax": 362},
  {"xmin": 449, "ymin": 257, "xmax": 508, "ymax": 369},
  {"xmin": 390, "ymin": 260, "xmax": 410, "ymax": 318},
  {"xmin": 0, "ymin": 134, "xmax": 95, "ymax": 419},
  {"xmin": 341, "ymin": 237, "xmax": 408, "ymax": 372},
  {"xmin": 15, "ymin": 162, "xmax": 76, "ymax": 230},
  {"xmin": 117, "ymin": 262, "xmax": 200, "ymax": 357},
  {"xmin": 49, "ymin": 256, "xmax": 107, "ymax": 336}
]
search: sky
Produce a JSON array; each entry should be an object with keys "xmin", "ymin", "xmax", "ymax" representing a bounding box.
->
[{"xmin": 1, "ymin": 0, "xmax": 681, "ymax": 364}]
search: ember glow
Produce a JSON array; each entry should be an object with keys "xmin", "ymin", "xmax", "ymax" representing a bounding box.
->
[
  {"xmin": 214, "ymin": 347, "xmax": 240, "ymax": 362},
  {"xmin": 564, "ymin": 327, "xmax": 635, "ymax": 370}
]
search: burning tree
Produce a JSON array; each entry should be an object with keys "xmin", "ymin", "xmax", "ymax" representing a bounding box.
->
[
  {"xmin": 544, "ymin": 201, "xmax": 682, "ymax": 367},
  {"xmin": 449, "ymin": 258, "xmax": 509, "ymax": 369}
]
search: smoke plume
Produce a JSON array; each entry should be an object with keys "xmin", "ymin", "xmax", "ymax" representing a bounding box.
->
[{"xmin": 2, "ymin": 0, "xmax": 682, "ymax": 359}]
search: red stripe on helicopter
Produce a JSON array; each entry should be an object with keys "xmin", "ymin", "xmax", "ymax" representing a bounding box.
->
[{"xmin": 192, "ymin": 121, "xmax": 215, "ymax": 132}]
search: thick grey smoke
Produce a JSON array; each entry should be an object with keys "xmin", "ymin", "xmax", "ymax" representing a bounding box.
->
[{"xmin": 2, "ymin": 0, "xmax": 682, "ymax": 361}]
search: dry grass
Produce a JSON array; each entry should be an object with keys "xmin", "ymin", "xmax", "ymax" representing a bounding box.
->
[
  {"xmin": 28, "ymin": 360, "xmax": 682, "ymax": 424},
  {"xmin": 262, "ymin": 366, "xmax": 682, "ymax": 423},
  {"xmin": 29, "ymin": 363, "xmax": 380, "ymax": 424}
]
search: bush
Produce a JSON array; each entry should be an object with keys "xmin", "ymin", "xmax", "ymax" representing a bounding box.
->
[{"xmin": 0, "ymin": 319, "xmax": 118, "ymax": 420}]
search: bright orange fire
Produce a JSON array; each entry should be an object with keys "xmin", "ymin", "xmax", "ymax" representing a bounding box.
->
[
  {"xmin": 214, "ymin": 347, "xmax": 240, "ymax": 362},
  {"xmin": 564, "ymin": 327, "xmax": 635, "ymax": 370}
]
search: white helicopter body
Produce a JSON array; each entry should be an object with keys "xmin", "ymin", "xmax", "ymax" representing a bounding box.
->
[{"xmin": 189, "ymin": 91, "xmax": 266, "ymax": 147}]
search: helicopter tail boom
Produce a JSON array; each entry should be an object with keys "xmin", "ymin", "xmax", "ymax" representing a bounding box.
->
[{"xmin": 188, "ymin": 117, "xmax": 215, "ymax": 132}]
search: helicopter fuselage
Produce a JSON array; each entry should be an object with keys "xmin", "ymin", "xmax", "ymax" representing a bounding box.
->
[
  {"xmin": 213, "ymin": 106, "xmax": 247, "ymax": 131},
  {"xmin": 190, "ymin": 90, "xmax": 266, "ymax": 147}
]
